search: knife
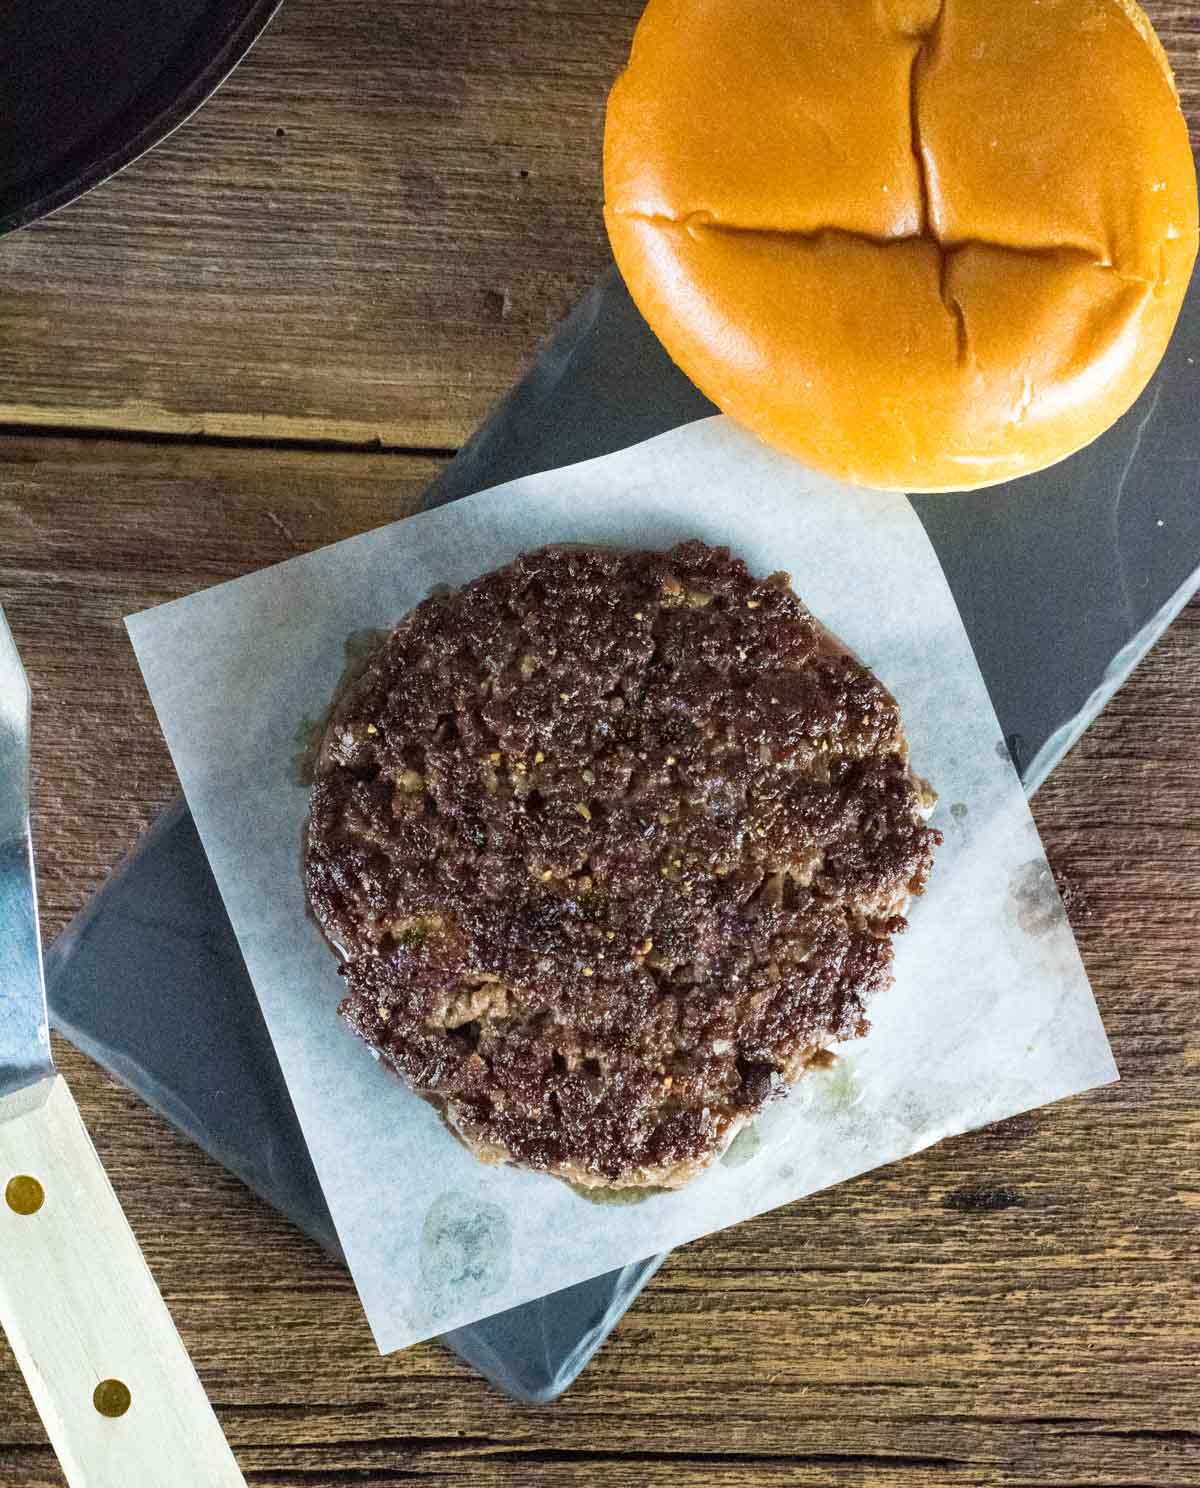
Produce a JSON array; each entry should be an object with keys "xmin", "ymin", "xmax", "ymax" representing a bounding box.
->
[{"xmin": 0, "ymin": 607, "xmax": 246, "ymax": 1488}]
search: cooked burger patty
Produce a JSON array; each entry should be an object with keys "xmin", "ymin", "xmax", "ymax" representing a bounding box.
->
[{"xmin": 305, "ymin": 541, "xmax": 940, "ymax": 1188}]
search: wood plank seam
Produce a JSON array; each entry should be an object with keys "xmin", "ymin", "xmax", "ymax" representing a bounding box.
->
[{"xmin": 0, "ymin": 421, "xmax": 458, "ymax": 461}]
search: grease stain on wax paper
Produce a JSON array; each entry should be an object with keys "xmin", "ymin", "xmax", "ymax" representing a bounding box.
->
[
  {"xmin": 418, "ymin": 1191, "xmax": 513, "ymax": 1322},
  {"xmin": 721, "ymin": 1123, "xmax": 763, "ymax": 1168},
  {"xmin": 722, "ymin": 1053, "xmax": 868, "ymax": 1171},
  {"xmin": 1010, "ymin": 859, "xmax": 1066, "ymax": 939},
  {"xmin": 290, "ymin": 628, "xmax": 389, "ymax": 786}
]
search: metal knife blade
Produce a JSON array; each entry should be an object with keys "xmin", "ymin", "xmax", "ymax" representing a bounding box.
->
[{"xmin": 0, "ymin": 606, "xmax": 54, "ymax": 1104}]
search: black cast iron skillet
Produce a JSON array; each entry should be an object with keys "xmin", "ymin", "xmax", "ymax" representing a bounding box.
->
[{"xmin": 0, "ymin": 0, "xmax": 282, "ymax": 236}]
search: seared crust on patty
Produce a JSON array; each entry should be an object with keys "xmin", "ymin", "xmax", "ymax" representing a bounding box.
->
[{"xmin": 305, "ymin": 541, "xmax": 939, "ymax": 1188}]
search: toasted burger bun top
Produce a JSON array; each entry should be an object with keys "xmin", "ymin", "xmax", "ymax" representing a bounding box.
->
[{"xmin": 604, "ymin": 0, "xmax": 1198, "ymax": 492}]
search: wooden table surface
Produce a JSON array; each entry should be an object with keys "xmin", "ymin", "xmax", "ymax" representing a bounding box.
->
[{"xmin": 1, "ymin": 3, "xmax": 1198, "ymax": 1484}]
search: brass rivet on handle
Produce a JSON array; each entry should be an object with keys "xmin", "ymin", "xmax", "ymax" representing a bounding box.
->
[
  {"xmin": 93, "ymin": 1379, "xmax": 132, "ymax": 1418},
  {"xmin": 4, "ymin": 1175, "xmax": 45, "ymax": 1215}
]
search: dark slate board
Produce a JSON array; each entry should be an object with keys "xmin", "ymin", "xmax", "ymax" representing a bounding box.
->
[{"xmin": 46, "ymin": 257, "xmax": 1200, "ymax": 1402}]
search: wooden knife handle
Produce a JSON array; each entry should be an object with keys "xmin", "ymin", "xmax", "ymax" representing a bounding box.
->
[{"xmin": 0, "ymin": 1075, "xmax": 246, "ymax": 1488}]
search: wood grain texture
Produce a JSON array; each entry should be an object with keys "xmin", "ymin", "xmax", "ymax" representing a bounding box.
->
[
  {"xmin": 0, "ymin": 437, "xmax": 435, "ymax": 929},
  {"xmin": 0, "ymin": 0, "xmax": 1196, "ymax": 449},
  {"xmin": 1, "ymin": 1, "xmax": 1199, "ymax": 1483},
  {"xmin": 0, "ymin": 437, "xmax": 1198, "ymax": 1486}
]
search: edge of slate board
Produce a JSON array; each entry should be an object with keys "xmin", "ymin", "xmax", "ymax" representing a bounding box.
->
[{"xmin": 46, "ymin": 254, "xmax": 1200, "ymax": 1402}]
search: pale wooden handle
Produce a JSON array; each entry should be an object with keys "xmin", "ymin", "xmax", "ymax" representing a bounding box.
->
[{"xmin": 0, "ymin": 1076, "xmax": 246, "ymax": 1488}]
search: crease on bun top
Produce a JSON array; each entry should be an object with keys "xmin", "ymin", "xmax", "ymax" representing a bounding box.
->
[{"xmin": 604, "ymin": 0, "xmax": 1198, "ymax": 492}]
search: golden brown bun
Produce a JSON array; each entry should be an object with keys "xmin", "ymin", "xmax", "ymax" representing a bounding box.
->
[{"xmin": 604, "ymin": 0, "xmax": 1198, "ymax": 492}]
